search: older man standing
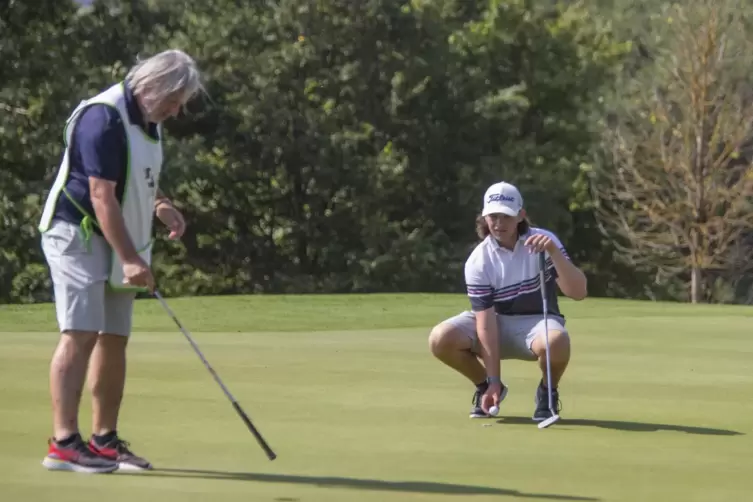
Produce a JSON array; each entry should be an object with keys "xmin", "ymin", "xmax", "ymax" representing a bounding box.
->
[{"xmin": 37, "ymin": 49, "xmax": 203, "ymax": 473}]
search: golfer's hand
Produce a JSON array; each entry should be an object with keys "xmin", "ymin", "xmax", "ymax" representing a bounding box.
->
[
  {"xmin": 525, "ymin": 233, "xmax": 557, "ymax": 254},
  {"xmin": 123, "ymin": 258, "xmax": 155, "ymax": 291},
  {"xmin": 156, "ymin": 202, "xmax": 186, "ymax": 240},
  {"xmin": 481, "ymin": 381, "xmax": 503, "ymax": 413}
]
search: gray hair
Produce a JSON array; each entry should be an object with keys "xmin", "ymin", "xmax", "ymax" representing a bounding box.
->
[{"xmin": 126, "ymin": 49, "xmax": 204, "ymax": 105}]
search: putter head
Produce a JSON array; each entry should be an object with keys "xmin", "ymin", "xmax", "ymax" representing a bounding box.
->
[{"xmin": 537, "ymin": 414, "xmax": 560, "ymax": 429}]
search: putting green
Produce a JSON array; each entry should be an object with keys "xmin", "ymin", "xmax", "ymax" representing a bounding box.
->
[{"xmin": 1, "ymin": 295, "xmax": 751, "ymax": 501}]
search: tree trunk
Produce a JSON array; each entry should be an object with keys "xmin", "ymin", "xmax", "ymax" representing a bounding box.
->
[
  {"xmin": 690, "ymin": 227, "xmax": 702, "ymax": 304},
  {"xmin": 690, "ymin": 265, "xmax": 701, "ymax": 304}
]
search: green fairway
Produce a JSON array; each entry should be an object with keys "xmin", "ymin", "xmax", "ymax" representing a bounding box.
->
[{"xmin": 1, "ymin": 294, "xmax": 752, "ymax": 501}]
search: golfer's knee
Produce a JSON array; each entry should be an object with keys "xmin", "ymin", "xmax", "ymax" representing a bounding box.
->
[
  {"xmin": 96, "ymin": 333, "xmax": 129, "ymax": 350},
  {"xmin": 534, "ymin": 330, "xmax": 570, "ymax": 362},
  {"xmin": 51, "ymin": 331, "xmax": 98, "ymax": 369},
  {"xmin": 428, "ymin": 323, "xmax": 467, "ymax": 357},
  {"xmin": 59, "ymin": 331, "xmax": 98, "ymax": 352}
]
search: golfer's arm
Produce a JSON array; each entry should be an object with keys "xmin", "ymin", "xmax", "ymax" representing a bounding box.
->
[
  {"xmin": 475, "ymin": 307, "xmax": 501, "ymax": 380},
  {"xmin": 90, "ymin": 177, "xmax": 140, "ymax": 264},
  {"xmin": 550, "ymin": 247, "xmax": 587, "ymax": 300},
  {"xmin": 154, "ymin": 188, "xmax": 172, "ymax": 211}
]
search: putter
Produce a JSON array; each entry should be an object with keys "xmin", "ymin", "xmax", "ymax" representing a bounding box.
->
[
  {"xmin": 537, "ymin": 253, "xmax": 560, "ymax": 429},
  {"xmin": 153, "ymin": 290, "xmax": 277, "ymax": 460}
]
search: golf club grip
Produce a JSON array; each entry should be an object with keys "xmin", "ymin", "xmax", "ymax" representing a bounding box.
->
[
  {"xmin": 232, "ymin": 401, "xmax": 277, "ymax": 460},
  {"xmin": 538, "ymin": 251, "xmax": 546, "ymax": 272},
  {"xmin": 538, "ymin": 252, "xmax": 548, "ymax": 303}
]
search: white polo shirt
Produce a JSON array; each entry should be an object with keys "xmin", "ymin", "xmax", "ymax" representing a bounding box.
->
[{"xmin": 464, "ymin": 227, "xmax": 570, "ymax": 317}]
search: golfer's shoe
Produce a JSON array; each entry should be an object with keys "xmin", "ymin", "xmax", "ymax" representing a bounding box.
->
[
  {"xmin": 89, "ymin": 435, "xmax": 153, "ymax": 471},
  {"xmin": 470, "ymin": 383, "xmax": 509, "ymax": 418},
  {"xmin": 532, "ymin": 381, "xmax": 562, "ymax": 422},
  {"xmin": 42, "ymin": 434, "xmax": 119, "ymax": 473}
]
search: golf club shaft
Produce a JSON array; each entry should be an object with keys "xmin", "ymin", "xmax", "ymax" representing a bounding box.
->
[
  {"xmin": 153, "ymin": 291, "xmax": 277, "ymax": 461},
  {"xmin": 538, "ymin": 253, "xmax": 554, "ymax": 413}
]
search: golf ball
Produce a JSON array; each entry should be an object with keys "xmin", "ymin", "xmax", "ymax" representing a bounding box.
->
[{"xmin": 489, "ymin": 405, "xmax": 499, "ymax": 416}]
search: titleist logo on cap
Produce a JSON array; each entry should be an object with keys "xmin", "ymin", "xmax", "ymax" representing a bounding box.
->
[{"xmin": 488, "ymin": 193, "xmax": 516, "ymax": 203}]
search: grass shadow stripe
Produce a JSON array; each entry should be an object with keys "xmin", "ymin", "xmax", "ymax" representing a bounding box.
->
[
  {"xmin": 495, "ymin": 416, "xmax": 743, "ymax": 436},
  {"xmin": 127, "ymin": 468, "xmax": 600, "ymax": 500}
]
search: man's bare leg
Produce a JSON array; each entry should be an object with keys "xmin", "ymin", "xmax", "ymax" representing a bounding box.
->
[
  {"xmin": 530, "ymin": 329, "xmax": 570, "ymax": 421},
  {"xmin": 429, "ymin": 323, "xmax": 487, "ymax": 384},
  {"xmin": 530, "ymin": 329, "xmax": 570, "ymax": 388},
  {"xmin": 88, "ymin": 334, "xmax": 128, "ymax": 436},
  {"xmin": 50, "ymin": 331, "xmax": 98, "ymax": 441}
]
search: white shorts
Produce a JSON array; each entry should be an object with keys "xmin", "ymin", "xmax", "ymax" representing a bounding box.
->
[
  {"xmin": 443, "ymin": 311, "xmax": 568, "ymax": 361},
  {"xmin": 41, "ymin": 220, "xmax": 136, "ymax": 336}
]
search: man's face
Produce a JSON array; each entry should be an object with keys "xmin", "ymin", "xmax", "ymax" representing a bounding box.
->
[
  {"xmin": 146, "ymin": 93, "xmax": 185, "ymax": 123},
  {"xmin": 485, "ymin": 212, "xmax": 521, "ymax": 241},
  {"xmin": 139, "ymin": 88, "xmax": 187, "ymax": 124}
]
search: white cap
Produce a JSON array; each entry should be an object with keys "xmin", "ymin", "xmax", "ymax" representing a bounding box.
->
[{"xmin": 482, "ymin": 182, "xmax": 523, "ymax": 217}]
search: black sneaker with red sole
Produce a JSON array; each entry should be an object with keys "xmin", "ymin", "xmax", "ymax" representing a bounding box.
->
[
  {"xmin": 42, "ymin": 434, "xmax": 119, "ymax": 473},
  {"xmin": 88, "ymin": 435, "xmax": 153, "ymax": 471}
]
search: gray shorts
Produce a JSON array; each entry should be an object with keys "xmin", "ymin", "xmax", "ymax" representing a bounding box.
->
[
  {"xmin": 444, "ymin": 311, "xmax": 567, "ymax": 361},
  {"xmin": 41, "ymin": 220, "xmax": 136, "ymax": 336}
]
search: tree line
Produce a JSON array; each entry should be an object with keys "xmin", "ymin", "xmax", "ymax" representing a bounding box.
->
[{"xmin": 2, "ymin": 0, "xmax": 751, "ymax": 305}]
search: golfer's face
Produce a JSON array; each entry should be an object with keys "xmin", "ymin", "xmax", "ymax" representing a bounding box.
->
[
  {"xmin": 486, "ymin": 213, "xmax": 518, "ymax": 239},
  {"xmin": 149, "ymin": 94, "xmax": 186, "ymax": 123}
]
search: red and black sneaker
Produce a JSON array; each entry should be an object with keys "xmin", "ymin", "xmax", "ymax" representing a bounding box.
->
[
  {"xmin": 88, "ymin": 434, "xmax": 153, "ymax": 471},
  {"xmin": 42, "ymin": 434, "xmax": 119, "ymax": 473}
]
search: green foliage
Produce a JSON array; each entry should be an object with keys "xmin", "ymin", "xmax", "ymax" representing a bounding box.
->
[
  {"xmin": 0, "ymin": 0, "xmax": 176, "ymax": 302},
  {"xmin": 0, "ymin": 0, "xmax": 643, "ymax": 303}
]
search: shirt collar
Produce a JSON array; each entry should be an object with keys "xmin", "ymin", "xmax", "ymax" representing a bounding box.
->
[{"xmin": 123, "ymin": 80, "xmax": 148, "ymax": 126}]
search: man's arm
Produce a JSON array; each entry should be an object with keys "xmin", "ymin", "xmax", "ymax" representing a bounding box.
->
[
  {"xmin": 74, "ymin": 105, "xmax": 139, "ymax": 263},
  {"xmin": 91, "ymin": 179, "xmax": 140, "ymax": 263},
  {"xmin": 466, "ymin": 261, "xmax": 500, "ymax": 380},
  {"xmin": 549, "ymin": 247, "xmax": 587, "ymax": 300},
  {"xmin": 476, "ymin": 307, "xmax": 500, "ymax": 381},
  {"xmin": 525, "ymin": 231, "xmax": 587, "ymax": 300},
  {"xmin": 154, "ymin": 188, "xmax": 172, "ymax": 210}
]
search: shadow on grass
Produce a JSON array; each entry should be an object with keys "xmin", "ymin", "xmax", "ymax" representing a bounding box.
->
[
  {"xmin": 495, "ymin": 416, "xmax": 743, "ymax": 436},
  {"xmin": 124, "ymin": 468, "xmax": 600, "ymax": 500}
]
